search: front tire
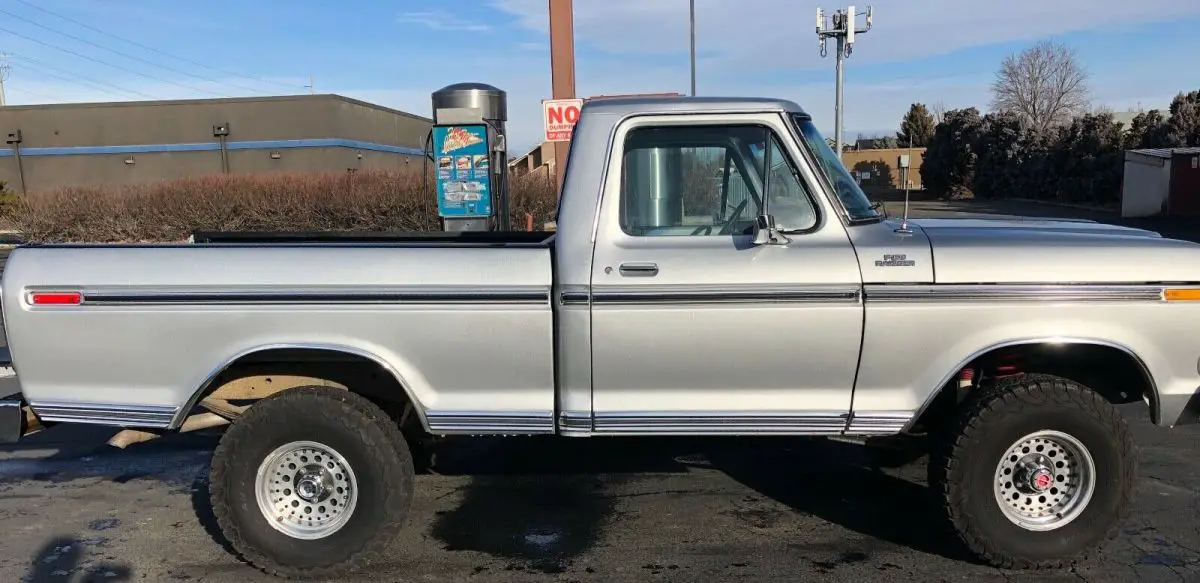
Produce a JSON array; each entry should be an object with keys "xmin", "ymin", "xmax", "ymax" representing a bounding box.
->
[
  {"xmin": 930, "ymin": 373, "xmax": 1136, "ymax": 568},
  {"xmin": 209, "ymin": 386, "xmax": 415, "ymax": 579}
]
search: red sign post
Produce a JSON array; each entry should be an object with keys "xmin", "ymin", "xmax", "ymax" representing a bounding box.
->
[{"xmin": 542, "ymin": 98, "xmax": 584, "ymax": 142}]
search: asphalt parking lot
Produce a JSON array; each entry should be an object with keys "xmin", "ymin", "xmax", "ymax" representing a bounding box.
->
[{"xmin": 1, "ymin": 201, "xmax": 1199, "ymax": 582}]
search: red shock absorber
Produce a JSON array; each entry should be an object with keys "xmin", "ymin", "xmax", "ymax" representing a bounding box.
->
[
  {"xmin": 957, "ymin": 367, "xmax": 975, "ymax": 389},
  {"xmin": 994, "ymin": 353, "xmax": 1022, "ymax": 377}
]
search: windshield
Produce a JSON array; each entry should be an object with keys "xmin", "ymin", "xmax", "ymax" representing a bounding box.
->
[{"xmin": 791, "ymin": 115, "xmax": 881, "ymax": 222}]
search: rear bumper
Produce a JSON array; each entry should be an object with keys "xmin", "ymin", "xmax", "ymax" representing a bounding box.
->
[{"xmin": 0, "ymin": 393, "xmax": 43, "ymax": 444}]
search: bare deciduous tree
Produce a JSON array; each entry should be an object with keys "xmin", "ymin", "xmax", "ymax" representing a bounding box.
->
[
  {"xmin": 990, "ymin": 40, "xmax": 1090, "ymax": 134},
  {"xmin": 931, "ymin": 101, "xmax": 948, "ymax": 125}
]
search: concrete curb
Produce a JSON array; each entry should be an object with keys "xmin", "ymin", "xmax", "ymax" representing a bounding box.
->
[{"xmin": 1004, "ymin": 198, "xmax": 1118, "ymax": 215}]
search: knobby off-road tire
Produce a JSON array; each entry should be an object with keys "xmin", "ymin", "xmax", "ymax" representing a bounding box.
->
[
  {"xmin": 930, "ymin": 373, "xmax": 1136, "ymax": 569},
  {"xmin": 209, "ymin": 386, "xmax": 415, "ymax": 579}
]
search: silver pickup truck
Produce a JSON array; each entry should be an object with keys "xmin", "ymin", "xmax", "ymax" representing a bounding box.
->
[{"xmin": 2, "ymin": 95, "xmax": 1198, "ymax": 578}]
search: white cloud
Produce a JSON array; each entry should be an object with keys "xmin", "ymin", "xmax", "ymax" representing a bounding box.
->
[
  {"xmin": 3, "ymin": 72, "xmax": 310, "ymax": 105},
  {"xmin": 397, "ymin": 11, "xmax": 491, "ymax": 32},
  {"xmin": 491, "ymin": 0, "xmax": 1200, "ymax": 67},
  {"xmin": 9, "ymin": 0, "xmax": 1192, "ymax": 156},
  {"xmin": 9, "ymin": 57, "xmax": 1180, "ymax": 157}
]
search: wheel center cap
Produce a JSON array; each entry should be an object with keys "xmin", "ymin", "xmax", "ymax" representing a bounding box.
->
[
  {"xmin": 296, "ymin": 477, "xmax": 323, "ymax": 501},
  {"xmin": 293, "ymin": 464, "xmax": 333, "ymax": 503},
  {"xmin": 1030, "ymin": 468, "xmax": 1053, "ymax": 492}
]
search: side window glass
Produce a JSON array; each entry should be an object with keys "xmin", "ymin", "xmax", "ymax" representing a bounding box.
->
[
  {"xmin": 763, "ymin": 136, "xmax": 818, "ymax": 232},
  {"xmin": 620, "ymin": 125, "xmax": 764, "ymax": 237}
]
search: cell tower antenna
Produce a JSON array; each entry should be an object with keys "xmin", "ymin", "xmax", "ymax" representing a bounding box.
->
[{"xmin": 815, "ymin": 6, "xmax": 873, "ymax": 160}]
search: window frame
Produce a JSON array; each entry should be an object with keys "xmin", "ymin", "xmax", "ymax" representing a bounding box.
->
[
  {"xmin": 783, "ymin": 113, "xmax": 884, "ymax": 226},
  {"xmin": 755, "ymin": 130, "xmax": 823, "ymax": 236},
  {"xmin": 615, "ymin": 120, "xmax": 823, "ymax": 239}
]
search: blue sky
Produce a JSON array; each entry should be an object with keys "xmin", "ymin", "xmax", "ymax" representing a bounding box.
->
[{"xmin": 3, "ymin": 0, "xmax": 1200, "ymax": 153}]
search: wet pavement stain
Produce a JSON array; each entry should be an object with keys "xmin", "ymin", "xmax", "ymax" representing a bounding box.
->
[
  {"xmin": 1136, "ymin": 553, "xmax": 1186, "ymax": 567},
  {"xmin": 431, "ymin": 474, "xmax": 613, "ymax": 574},
  {"xmin": 87, "ymin": 518, "xmax": 120, "ymax": 532},
  {"xmin": 808, "ymin": 550, "xmax": 872, "ymax": 574}
]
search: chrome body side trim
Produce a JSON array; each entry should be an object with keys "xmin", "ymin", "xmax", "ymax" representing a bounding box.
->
[
  {"xmin": 591, "ymin": 411, "xmax": 848, "ymax": 435},
  {"xmin": 558, "ymin": 411, "xmax": 593, "ymax": 434},
  {"xmin": 61, "ymin": 286, "xmax": 551, "ymax": 306},
  {"xmin": 591, "ymin": 285, "xmax": 861, "ymax": 306},
  {"xmin": 30, "ymin": 401, "xmax": 178, "ymax": 428},
  {"xmin": 845, "ymin": 411, "xmax": 914, "ymax": 435},
  {"xmin": 864, "ymin": 284, "xmax": 1166, "ymax": 303},
  {"xmin": 426, "ymin": 411, "xmax": 556, "ymax": 435},
  {"xmin": 558, "ymin": 285, "xmax": 591, "ymax": 306}
]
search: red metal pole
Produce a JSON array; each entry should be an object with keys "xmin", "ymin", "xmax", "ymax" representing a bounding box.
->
[{"xmin": 548, "ymin": 0, "xmax": 576, "ymax": 194}]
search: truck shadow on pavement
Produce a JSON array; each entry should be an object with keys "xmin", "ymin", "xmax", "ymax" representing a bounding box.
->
[
  {"xmin": 24, "ymin": 535, "xmax": 132, "ymax": 583},
  {"xmin": 424, "ymin": 435, "xmax": 975, "ymax": 571},
  {"xmin": 705, "ymin": 438, "xmax": 976, "ymax": 563},
  {"xmin": 6, "ymin": 427, "xmax": 977, "ymax": 575}
]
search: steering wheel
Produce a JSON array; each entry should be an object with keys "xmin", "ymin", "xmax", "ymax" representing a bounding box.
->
[
  {"xmin": 718, "ymin": 198, "xmax": 750, "ymax": 236},
  {"xmin": 690, "ymin": 225, "xmax": 713, "ymax": 236}
]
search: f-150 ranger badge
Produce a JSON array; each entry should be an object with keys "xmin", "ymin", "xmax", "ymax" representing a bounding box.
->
[{"xmin": 875, "ymin": 253, "xmax": 916, "ymax": 267}]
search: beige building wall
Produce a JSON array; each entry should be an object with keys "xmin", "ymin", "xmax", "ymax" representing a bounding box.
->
[
  {"xmin": 840, "ymin": 147, "xmax": 927, "ymax": 192},
  {"xmin": 0, "ymin": 94, "xmax": 431, "ymax": 194}
]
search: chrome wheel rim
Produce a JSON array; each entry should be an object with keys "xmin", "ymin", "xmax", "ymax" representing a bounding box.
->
[
  {"xmin": 993, "ymin": 430, "xmax": 1095, "ymax": 531},
  {"xmin": 254, "ymin": 440, "xmax": 358, "ymax": 540}
]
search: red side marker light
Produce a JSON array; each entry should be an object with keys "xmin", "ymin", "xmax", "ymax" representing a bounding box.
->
[{"xmin": 30, "ymin": 291, "xmax": 83, "ymax": 306}]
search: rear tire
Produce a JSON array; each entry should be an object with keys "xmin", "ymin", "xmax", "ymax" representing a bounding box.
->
[
  {"xmin": 930, "ymin": 373, "xmax": 1136, "ymax": 568},
  {"xmin": 209, "ymin": 386, "xmax": 414, "ymax": 579}
]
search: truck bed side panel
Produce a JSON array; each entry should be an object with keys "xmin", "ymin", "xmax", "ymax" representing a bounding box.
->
[{"xmin": 1, "ymin": 245, "xmax": 555, "ymax": 434}]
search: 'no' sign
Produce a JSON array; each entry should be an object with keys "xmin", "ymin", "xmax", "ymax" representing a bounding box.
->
[{"xmin": 543, "ymin": 98, "xmax": 584, "ymax": 142}]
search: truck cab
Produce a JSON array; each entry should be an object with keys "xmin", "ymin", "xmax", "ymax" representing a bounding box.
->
[{"xmin": 551, "ymin": 96, "xmax": 930, "ymax": 436}]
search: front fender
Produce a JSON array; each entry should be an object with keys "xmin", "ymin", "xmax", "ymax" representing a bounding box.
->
[{"xmin": 850, "ymin": 295, "xmax": 1196, "ymax": 429}]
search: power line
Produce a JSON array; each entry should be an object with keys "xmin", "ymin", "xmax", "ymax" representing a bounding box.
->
[
  {"xmin": 11, "ymin": 0, "xmax": 307, "ymax": 93},
  {"xmin": 8, "ymin": 86, "xmax": 59, "ymax": 101},
  {"xmin": 9, "ymin": 52, "xmax": 161, "ymax": 100},
  {"xmin": 0, "ymin": 24, "xmax": 228, "ymax": 98},
  {"xmin": 10, "ymin": 52, "xmax": 162, "ymax": 98},
  {"xmin": 0, "ymin": 9, "xmax": 237, "ymax": 97},
  {"xmin": 11, "ymin": 63, "xmax": 142, "ymax": 100}
]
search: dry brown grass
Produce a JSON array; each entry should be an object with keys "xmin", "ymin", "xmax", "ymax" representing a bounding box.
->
[{"xmin": 9, "ymin": 169, "xmax": 559, "ymax": 243}]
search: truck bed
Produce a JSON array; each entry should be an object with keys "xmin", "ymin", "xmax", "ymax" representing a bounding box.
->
[{"xmin": 1, "ymin": 239, "xmax": 557, "ymax": 433}]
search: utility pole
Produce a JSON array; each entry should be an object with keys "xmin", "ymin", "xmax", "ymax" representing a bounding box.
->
[
  {"xmin": 689, "ymin": 0, "xmax": 696, "ymax": 96},
  {"xmin": 816, "ymin": 5, "xmax": 873, "ymax": 160},
  {"xmin": 0, "ymin": 53, "xmax": 10, "ymax": 106},
  {"xmin": 548, "ymin": 0, "xmax": 576, "ymax": 192}
]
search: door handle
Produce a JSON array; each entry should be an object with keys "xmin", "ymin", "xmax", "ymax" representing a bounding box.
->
[{"xmin": 619, "ymin": 262, "xmax": 659, "ymax": 277}]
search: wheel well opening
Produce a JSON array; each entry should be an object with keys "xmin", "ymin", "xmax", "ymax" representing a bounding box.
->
[
  {"xmin": 911, "ymin": 342, "xmax": 1156, "ymax": 434},
  {"xmin": 191, "ymin": 347, "xmax": 427, "ymax": 434}
]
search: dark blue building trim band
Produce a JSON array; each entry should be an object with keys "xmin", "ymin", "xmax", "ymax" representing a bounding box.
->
[{"xmin": 0, "ymin": 138, "xmax": 424, "ymax": 157}]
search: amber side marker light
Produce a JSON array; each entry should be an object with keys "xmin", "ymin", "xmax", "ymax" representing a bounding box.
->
[
  {"xmin": 28, "ymin": 291, "xmax": 83, "ymax": 306},
  {"xmin": 1164, "ymin": 289, "xmax": 1200, "ymax": 301}
]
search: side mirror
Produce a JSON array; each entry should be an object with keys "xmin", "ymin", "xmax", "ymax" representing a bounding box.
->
[{"xmin": 752, "ymin": 214, "xmax": 791, "ymax": 246}]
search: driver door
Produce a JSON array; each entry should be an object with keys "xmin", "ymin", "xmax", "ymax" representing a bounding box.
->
[{"xmin": 588, "ymin": 112, "xmax": 864, "ymax": 435}]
